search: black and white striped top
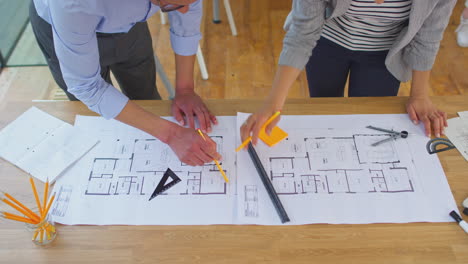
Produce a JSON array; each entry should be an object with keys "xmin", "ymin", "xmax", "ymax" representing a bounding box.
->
[{"xmin": 322, "ymin": 0, "xmax": 412, "ymax": 51}]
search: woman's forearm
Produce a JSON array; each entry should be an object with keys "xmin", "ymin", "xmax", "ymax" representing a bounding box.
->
[
  {"xmin": 264, "ymin": 65, "xmax": 302, "ymax": 110},
  {"xmin": 410, "ymin": 70, "xmax": 431, "ymax": 98}
]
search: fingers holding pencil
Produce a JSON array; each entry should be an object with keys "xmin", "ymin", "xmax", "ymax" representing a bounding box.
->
[
  {"xmin": 196, "ymin": 129, "xmax": 222, "ymax": 161},
  {"xmin": 197, "ymin": 129, "xmax": 229, "ymax": 183},
  {"xmin": 239, "ymin": 110, "xmax": 281, "ymax": 150}
]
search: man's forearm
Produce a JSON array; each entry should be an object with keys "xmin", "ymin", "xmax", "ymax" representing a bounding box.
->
[
  {"xmin": 175, "ymin": 54, "xmax": 196, "ymax": 94},
  {"xmin": 410, "ymin": 70, "xmax": 431, "ymax": 98},
  {"xmin": 115, "ymin": 101, "xmax": 177, "ymax": 144}
]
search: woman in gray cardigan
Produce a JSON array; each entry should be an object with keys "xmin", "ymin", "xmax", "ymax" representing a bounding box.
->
[{"xmin": 241, "ymin": 0, "xmax": 456, "ymax": 144}]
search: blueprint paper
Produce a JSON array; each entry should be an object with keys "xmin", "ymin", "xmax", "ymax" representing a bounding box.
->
[
  {"xmin": 236, "ymin": 113, "xmax": 457, "ymax": 225},
  {"xmin": 446, "ymin": 117, "xmax": 468, "ymax": 161},
  {"xmin": 51, "ymin": 116, "xmax": 237, "ymax": 225},
  {"xmin": 0, "ymin": 107, "xmax": 98, "ymax": 182}
]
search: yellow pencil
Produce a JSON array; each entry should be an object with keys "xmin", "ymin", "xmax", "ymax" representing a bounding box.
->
[
  {"xmin": 1, "ymin": 190, "xmax": 40, "ymax": 221},
  {"xmin": 1, "ymin": 198, "xmax": 40, "ymax": 222},
  {"xmin": 197, "ymin": 129, "xmax": 229, "ymax": 183},
  {"xmin": 3, "ymin": 211, "xmax": 38, "ymax": 223},
  {"xmin": 235, "ymin": 136, "xmax": 251, "ymax": 152},
  {"xmin": 37, "ymin": 193, "xmax": 55, "ymax": 242},
  {"xmin": 197, "ymin": 129, "xmax": 207, "ymax": 140},
  {"xmin": 42, "ymin": 179, "xmax": 49, "ymax": 217},
  {"xmin": 45, "ymin": 222, "xmax": 56, "ymax": 233},
  {"xmin": 42, "ymin": 193, "xmax": 56, "ymax": 221},
  {"xmin": 46, "ymin": 227, "xmax": 51, "ymax": 241},
  {"xmin": 32, "ymin": 230, "xmax": 39, "ymax": 241},
  {"xmin": 39, "ymin": 229, "xmax": 44, "ymax": 244},
  {"xmin": 262, "ymin": 111, "xmax": 281, "ymax": 129},
  {"xmin": 236, "ymin": 111, "xmax": 281, "ymax": 151},
  {"xmin": 213, "ymin": 160, "xmax": 229, "ymax": 183},
  {"xmin": 29, "ymin": 177, "xmax": 43, "ymax": 218},
  {"xmin": 1, "ymin": 212, "xmax": 37, "ymax": 224},
  {"xmin": 40, "ymin": 193, "xmax": 56, "ymax": 241}
]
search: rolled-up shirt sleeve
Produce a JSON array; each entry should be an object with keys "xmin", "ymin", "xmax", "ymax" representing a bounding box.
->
[
  {"xmin": 49, "ymin": 1, "xmax": 128, "ymax": 119},
  {"xmin": 167, "ymin": 0, "xmax": 202, "ymax": 56}
]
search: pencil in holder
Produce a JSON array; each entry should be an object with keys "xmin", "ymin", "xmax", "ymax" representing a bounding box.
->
[{"xmin": 26, "ymin": 214, "xmax": 57, "ymax": 246}]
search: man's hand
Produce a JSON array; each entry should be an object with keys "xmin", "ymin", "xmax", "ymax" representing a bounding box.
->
[
  {"xmin": 406, "ymin": 96, "xmax": 447, "ymax": 138},
  {"xmin": 115, "ymin": 101, "xmax": 220, "ymax": 166},
  {"xmin": 171, "ymin": 91, "xmax": 217, "ymax": 133},
  {"xmin": 166, "ymin": 125, "xmax": 222, "ymax": 166}
]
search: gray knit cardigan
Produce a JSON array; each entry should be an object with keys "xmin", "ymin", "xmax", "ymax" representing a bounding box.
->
[{"xmin": 279, "ymin": 0, "xmax": 457, "ymax": 82}]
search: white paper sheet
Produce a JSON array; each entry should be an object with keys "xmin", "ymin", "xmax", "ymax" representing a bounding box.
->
[
  {"xmin": 0, "ymin": 107, "xmax": 98, "ymax": 182},
  {"xmin": 236, "ymin": 113, "xmax": 457, "ymax": 225},
  {"xmin": 51, "ymin": 116, "xmax": 237, "ymax": 225},
  {"xmin": 51, "ymin": 113, "xmax": 457, "ymax": 226},
  {"xmin": 458, "ymin": 111, "xmax": 468, "ymax": 119},
  {"xmin": 446, "ymin": 117, "xmax": 468, "ymax": 161}
]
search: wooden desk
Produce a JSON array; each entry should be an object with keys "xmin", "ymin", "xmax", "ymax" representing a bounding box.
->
[{"xmin": 0, "ymin": 96, "xmax": 467, "ymax": 264}]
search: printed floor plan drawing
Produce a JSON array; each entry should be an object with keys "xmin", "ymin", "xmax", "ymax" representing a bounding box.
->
[
  {"xmin": 85, "ymin": 137, "xmax": 228, "ymax": 196},
  {"xmin": 235, "ymin": 113, "xmax": 460, "ymax": 225},
  {"xmin": 48, "ymin": 114, "xmax": 456, "ymax": 225},
  {"xmin": 267, "ymin": 134, "xmax": 414, "ymax": 196},
  {"xmin": 50, "ymin": 115, "xmax": 238, "ymax": 225},
  {"xmin": 51, "ymin": 185, "xmax": 73, "ymax": 218}
]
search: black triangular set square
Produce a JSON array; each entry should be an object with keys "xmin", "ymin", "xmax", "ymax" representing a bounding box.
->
[{"xmin": 149, "ymin": 168, "xmax": 181, "ymax": 201}]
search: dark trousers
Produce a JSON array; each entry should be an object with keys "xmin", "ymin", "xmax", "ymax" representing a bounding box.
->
[
  {"xmin": 29, "ymin": 1, "xmax": 161, "ymax": 101},
  {"xmin": 306, "ymin": 37, "xmax": 400, "ymax": 97}
]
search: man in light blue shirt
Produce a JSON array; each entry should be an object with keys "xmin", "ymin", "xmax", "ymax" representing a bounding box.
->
[{"xmin": 30, "ymin": 0, "xmax": 221, "ymax": 166}]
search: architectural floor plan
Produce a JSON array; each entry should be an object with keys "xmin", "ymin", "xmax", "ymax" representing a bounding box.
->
[
  {"xmin": 49, "ymin": 113, "xmax": 456, "ymax": 225},
  {"xmin": 85, "ymin": 137, "xmax": 228, "ymax": 197},
  {"xmin": 268, "ymin": 134, "xmax": 414, "ymax": 196},
  {"xmin": 51, "ymin": 116, "xmax": 237, "ymax": 225},
  {"xmin": 237, "ymin": 113, "xmax": 456, "ymax": 225}
]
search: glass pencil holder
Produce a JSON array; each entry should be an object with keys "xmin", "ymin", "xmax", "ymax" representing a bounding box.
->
[{"xmin": 26, "ymin": 214, "xmax": 57, "ymax": 246}]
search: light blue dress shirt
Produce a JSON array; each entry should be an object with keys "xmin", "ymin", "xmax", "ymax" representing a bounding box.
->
[{"xmin": 33, "ymin": 0, "xmax": 202, "ymax": 119}]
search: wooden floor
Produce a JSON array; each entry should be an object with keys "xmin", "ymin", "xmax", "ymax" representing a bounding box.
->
[{"xmin": 0, "ymin": 0, "xmax": 467, "ymax": 106}]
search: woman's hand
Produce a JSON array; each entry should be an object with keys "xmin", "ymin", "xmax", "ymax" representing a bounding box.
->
[
  {"xmin": 240, "ymin": 105, "xmax": 281, "ymax": 146},
  {"xmin": 239, "ymin": 65, "xmax": 301, "ymax": 147},
  {"xmin": 406, "ymin": 96, "xmax": 447, "ymax": 137}
]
